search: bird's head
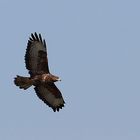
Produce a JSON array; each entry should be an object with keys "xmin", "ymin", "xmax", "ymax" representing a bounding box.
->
[{"xmin": 48, "ymin": 74, "xmax": 61, "ymax": 82}]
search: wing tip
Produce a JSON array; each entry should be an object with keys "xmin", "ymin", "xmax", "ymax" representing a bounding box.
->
[
  {"xmin": 52, "ymin": 103, "xmax": 65, "ymax": 112},
  {"xmin": 29, "ymin": 32, "xmax": 46, "ymax": 48},
  {"xmin": 29, "ymin": 32, "xmax": 43, "ymax": 42}
]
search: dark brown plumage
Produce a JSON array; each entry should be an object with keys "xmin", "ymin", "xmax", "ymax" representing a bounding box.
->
[{"xmin": 14, "ymin": 32, "xmax": 65, "ymax": 112}]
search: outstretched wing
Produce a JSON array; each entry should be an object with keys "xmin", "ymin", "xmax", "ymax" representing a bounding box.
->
[
  {"xmin": 25, "ymin": 32, "xmax": 50, "ymax": 77},
  {"xmin": 34, "ymin": 84, "xmax": 65, "ymax": 112}
]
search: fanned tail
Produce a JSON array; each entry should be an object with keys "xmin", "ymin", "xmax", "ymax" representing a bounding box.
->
[{"xmin": 14, "ymin": 75, "xmax": 33, "ymax": 90}]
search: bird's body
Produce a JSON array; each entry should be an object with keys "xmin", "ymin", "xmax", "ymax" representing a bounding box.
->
[{"xmin": 14, "ymin": 33, "xmax": 65, "ymax": 112}]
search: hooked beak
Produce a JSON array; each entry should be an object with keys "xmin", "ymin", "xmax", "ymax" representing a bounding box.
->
[{"xmin": 57, "ymin": 78, "xmax": 61, "ymax": 81}]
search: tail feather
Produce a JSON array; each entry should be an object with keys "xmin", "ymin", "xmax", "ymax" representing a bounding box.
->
[{"xmin": 14, "ymin": 75, "xmax": 33, "ymax": 90}]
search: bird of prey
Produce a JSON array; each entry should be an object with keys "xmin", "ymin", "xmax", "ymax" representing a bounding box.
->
[{"xmin": 14, "ymin": 32, "xmax": 65, "ymax": 112}]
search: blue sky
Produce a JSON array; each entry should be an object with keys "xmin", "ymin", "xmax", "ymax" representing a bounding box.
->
[{"xmin": 0, "ymin": 0, "xmax": 140, "ymax": 139}]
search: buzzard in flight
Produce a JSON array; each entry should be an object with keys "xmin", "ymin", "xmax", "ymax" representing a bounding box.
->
[{"xmin": 14, "ymin": 32, "xmax": 65, "ymax": 112}]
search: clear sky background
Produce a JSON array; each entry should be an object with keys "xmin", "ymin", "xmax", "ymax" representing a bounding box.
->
[{"xmin": 0, "ymin": 0, "xmax": 140, "ymax": 140}]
